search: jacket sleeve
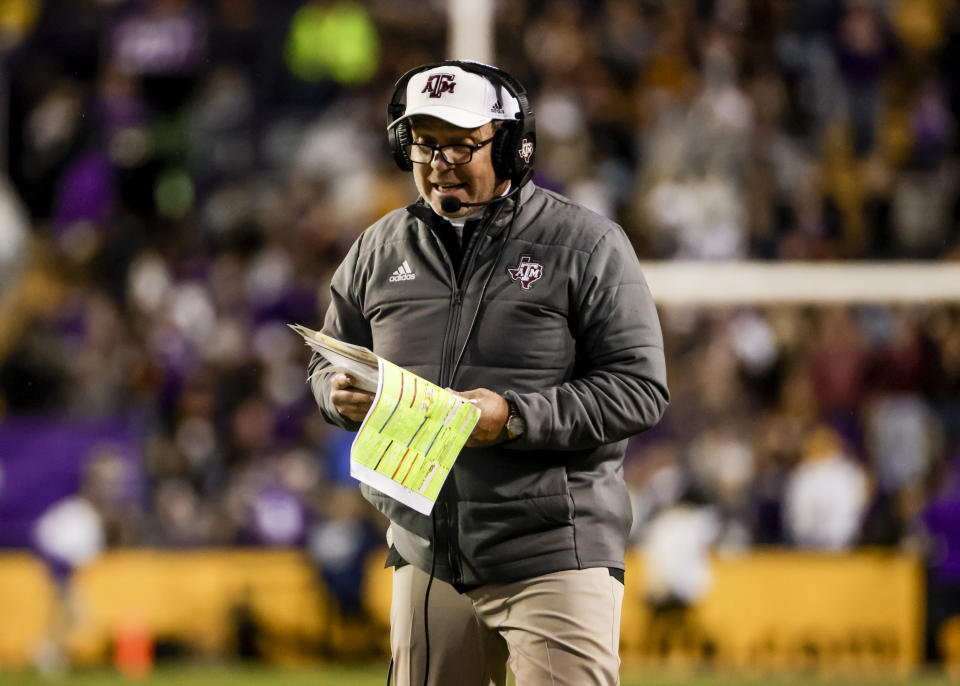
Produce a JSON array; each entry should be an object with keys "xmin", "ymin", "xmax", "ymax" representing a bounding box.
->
[
  {"xmin": 308, "ymin": 237, "xmax": 371, "ymax": 432},
  {"xmin": 503, "ymin": 225, "xmax": 669, "ymax": 451}
]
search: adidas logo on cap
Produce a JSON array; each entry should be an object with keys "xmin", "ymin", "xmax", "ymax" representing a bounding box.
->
[{"xmin": 389, "ymin": 260, "xmax": 416, "ymax": 282}]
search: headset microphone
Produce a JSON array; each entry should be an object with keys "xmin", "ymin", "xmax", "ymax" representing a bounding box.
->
[
  {"xmin": 440, "ymin": 196, "xmax": 463, "ymax": 213},
  {"xmin": 439, "ymin": 183, "xmax": 525, "ymax": 214}
]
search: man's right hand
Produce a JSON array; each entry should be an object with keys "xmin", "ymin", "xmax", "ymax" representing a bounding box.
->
[{"xmin": 330, "ymin": 373, "xmax": 375, "ymax": 422}]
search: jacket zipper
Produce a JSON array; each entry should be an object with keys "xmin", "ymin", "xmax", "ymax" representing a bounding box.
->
[
  {"xmin": 436, "ymin": 256, "xmax": 462, "ymax": 391},
  {"xmin": 431, "ymin": 223, "xmax": 470, "ymax": 588},
  {"xmin": 433, "ymin": 208, "xmax": 503, "ymax": 588},
  {"xmin": 438, "ymin": 211, "xmax": 497, "ymax": 388}
]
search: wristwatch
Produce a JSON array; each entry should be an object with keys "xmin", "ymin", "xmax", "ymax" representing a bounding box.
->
[{"xmin": 504, "ymin": 401, "xmax": 526, "ymax": 440}]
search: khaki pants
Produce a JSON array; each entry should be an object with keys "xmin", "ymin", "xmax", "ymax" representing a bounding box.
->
[{"xmin": 389, "ymin": 565, "xmax": 624, "ymax": 686}]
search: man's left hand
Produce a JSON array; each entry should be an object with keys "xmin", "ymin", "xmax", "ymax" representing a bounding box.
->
[{"xmin": 450, "ymin": 387, "xmax": 509, "ymax": 447}]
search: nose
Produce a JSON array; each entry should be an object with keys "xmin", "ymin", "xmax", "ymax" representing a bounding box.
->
[{"xmin": 430, "ymin": 149, "xmax": 454, "ymax": 169}]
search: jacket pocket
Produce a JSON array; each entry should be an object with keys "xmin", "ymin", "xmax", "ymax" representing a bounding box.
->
[{"xmin": 457, "ymin": 494, "xmax": 575, "ymax": 566}]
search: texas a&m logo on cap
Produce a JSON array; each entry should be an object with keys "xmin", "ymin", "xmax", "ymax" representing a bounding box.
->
[
  {"xmin": 507, "ymin": 255, "xmax": 543, "ymax": 290},
  {"xmin": 422, "ymin": 73, "xmax": 456, "ymax": 98}
]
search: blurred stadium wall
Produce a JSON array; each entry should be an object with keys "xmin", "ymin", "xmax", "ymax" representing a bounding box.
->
[{"xmin": 0, "ymin": 548, "xmax": 925, "ymax": 674}]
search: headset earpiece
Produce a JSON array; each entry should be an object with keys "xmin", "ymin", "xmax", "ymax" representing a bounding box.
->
[
  {"xmin": 389, "ymin": 119, "xmax": 413, "ymax": 171},
  {"xmin": 490, "ymin": 123, "xmax": 513, "ymax": 181},
  {"xmin": 506, "ymin": 89, "xmax": 536, "ymax": 186}
]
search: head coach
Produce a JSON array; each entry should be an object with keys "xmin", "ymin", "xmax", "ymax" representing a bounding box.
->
[{"xmin": 308, "ymin": 60, "xmax": 669, "ymax": 686}]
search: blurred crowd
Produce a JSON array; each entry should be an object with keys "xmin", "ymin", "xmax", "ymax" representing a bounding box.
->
[{"xmin": 0, "ymin": 0, "xmax": 959, "ymax": 632}]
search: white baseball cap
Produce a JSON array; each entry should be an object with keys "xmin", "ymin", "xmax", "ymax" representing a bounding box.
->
[{"xmin": 389, "ymin": 65, "xmax": 521, "ymax": 130}]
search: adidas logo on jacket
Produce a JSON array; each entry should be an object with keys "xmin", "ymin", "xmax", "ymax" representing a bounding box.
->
[{"xmin": 389, "ymin": 260, "xmax": 416, "ymax": 282}]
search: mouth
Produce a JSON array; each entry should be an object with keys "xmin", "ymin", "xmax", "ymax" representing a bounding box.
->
[{"xmin": 432, "ymin": 182, "xmax": 467, "ymax": 195}]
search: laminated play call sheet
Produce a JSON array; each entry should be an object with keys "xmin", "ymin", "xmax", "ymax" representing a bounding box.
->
[{"xmin": 290, "ymin": 324, "xmax": 480, "ymax": 515}]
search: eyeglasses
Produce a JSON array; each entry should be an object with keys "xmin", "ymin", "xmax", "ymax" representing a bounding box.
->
[{"xmin": 407, "ymin": 136, "xmax": 496, "ymax": 165}]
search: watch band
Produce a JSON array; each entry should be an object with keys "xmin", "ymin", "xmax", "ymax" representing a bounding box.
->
[{"xmin": 505, "ymin": 401, "xmax": 526, "ymax": 440}]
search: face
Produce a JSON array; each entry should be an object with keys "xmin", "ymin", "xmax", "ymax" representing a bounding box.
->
[{"xmin": 409, "ymin": 117, "xmax": 509, "ymax": 219}]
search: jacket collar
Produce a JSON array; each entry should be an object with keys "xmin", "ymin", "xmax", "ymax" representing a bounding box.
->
[{"xmin": 405, "ymin": 182, "xmax": 536, "ymax": 239}]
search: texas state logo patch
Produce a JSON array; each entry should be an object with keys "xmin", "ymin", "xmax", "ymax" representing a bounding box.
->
[{"xmin": 507, "ymin": 255, "xmax": 543, "ymax": 290}]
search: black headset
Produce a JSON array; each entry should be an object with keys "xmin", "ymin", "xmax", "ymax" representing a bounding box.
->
[{"xmin": 387, "ymin": 60, "xmax": 536, "ymax": 188}]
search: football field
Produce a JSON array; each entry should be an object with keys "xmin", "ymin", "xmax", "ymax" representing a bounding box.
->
[{"xmin": 8, "ymin": 664, "xmax": 958, "ymax": 686}]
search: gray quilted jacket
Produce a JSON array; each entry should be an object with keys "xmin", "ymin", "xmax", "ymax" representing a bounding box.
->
[{"xmin": 310, "ymin": 182, "xmax": 668, "ymax": 587}]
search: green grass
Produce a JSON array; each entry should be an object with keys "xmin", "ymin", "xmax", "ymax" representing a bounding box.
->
[
  {"xmin": 5, "ymin": 664, "xmax": 958, "ymax": 686},
  {"xmin": 9, "ymin": 664, "xmax": 387, "ymax": 686}
]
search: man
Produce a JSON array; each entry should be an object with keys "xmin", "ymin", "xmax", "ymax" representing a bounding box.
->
[{"xmin": 309, "ymin": 61, "xmax": 668, "ymax": 686}]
